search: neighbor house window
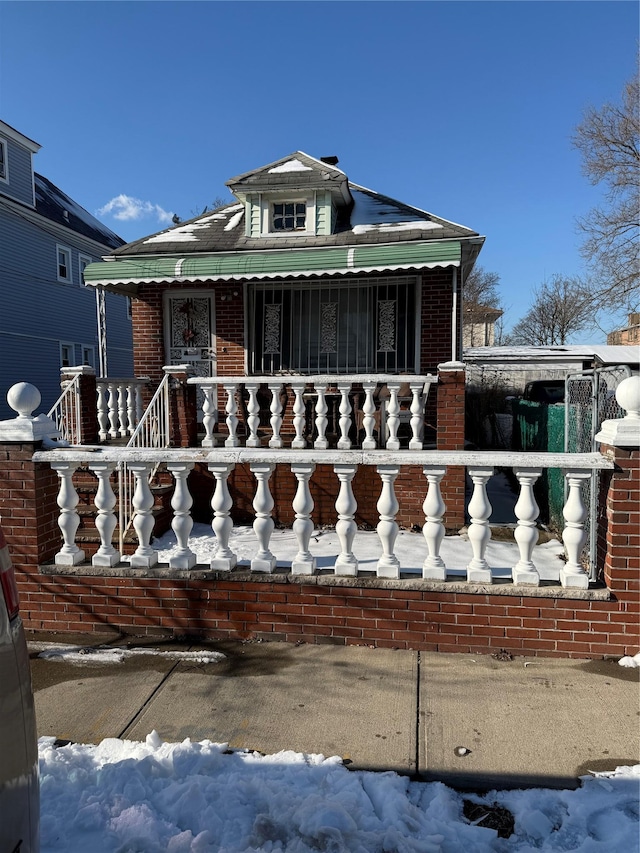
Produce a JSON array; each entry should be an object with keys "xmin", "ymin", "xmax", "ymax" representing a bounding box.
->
[
  {"xmin": 272, "ymin": 201, "xmax": 306, "ymax": 232},
  {"xmin": 0, "ymin": 139, "xmax": 6, "ymax": 181},
  {"xmin": 82, "ymin": 346, "xmax": 95, "ymax": 367},
  {"xmin": 250, "ymin": 276, "xmax": 417, "ymax": 374},
  {"xmin": 56, "ymin": 245, "xmax": 72, "ymax": 283},
  {"xmin": 60, "ymin": 343, "xmax": 74, "ymax": 367},
  {"xmin": 79, "ymin": 254, "xmax": 92, "ymax": 284}
]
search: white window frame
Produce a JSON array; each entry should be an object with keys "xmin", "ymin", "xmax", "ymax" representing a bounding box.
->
[
  {"xmin": 0, "ymin": 138, "xmax": 7, "ymax": 183},
  {"xmin": 260, "ymin": 193, "xmax": 316, "ymax": 237},
  {"xmin": 60, "ymin": 342, "xmax": 74, "ymax": 368},
  {"xmin": 56, "ymin": 244, "xmax": 73, "ymax": 283},
  {"xmin": 81, "ymin": 346, "xmax": 95, "ymax": 368},
  {"xmin": 78, "ymin": 254, "xmax": 92, "ymax": 285}
]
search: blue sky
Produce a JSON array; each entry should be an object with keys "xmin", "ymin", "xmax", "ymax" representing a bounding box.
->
[{"xmin": 0, "ymin": 1, "xmax": 637, "ymax": 338}]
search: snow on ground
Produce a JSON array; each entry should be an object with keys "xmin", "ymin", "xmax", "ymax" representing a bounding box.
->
[
  {"xmin": 142, "ymin": 522, "xmax": 568, "ymax": 582},
  {"xmin": 39, "ymin": 733, "xmax": 639, "ymax": 853},
  {"xmin": 34, "ymin": 644, "xmax": 225, "ymax": 665}
]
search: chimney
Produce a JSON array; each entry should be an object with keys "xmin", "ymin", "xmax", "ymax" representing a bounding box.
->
[{"xmin": 320, "ymin": 156, "xmax": 339, "ymax": 166}]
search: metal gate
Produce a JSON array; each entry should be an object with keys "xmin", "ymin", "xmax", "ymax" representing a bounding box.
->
[{"xmin": 565, "ymin": 365, "xmax": 631, "ymax": 578}]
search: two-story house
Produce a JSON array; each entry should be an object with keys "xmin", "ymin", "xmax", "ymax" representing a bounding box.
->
[{"xmin": 0, "ymin": 120, "xmax": 133, "ymax": 419}]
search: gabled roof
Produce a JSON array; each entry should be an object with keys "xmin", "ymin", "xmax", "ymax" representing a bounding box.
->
[
  {"xmin": 35, "ymin": 173, "xmax": 124, "ymax": 250},
  {"xmin": 227, "ymin": 151, "xmax": 351, "ymax": 204}
]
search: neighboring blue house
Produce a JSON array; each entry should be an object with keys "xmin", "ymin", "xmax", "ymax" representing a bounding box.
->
[{"xmin": 0, "ymin": 120, "xmax": 133, "ymax": 418}]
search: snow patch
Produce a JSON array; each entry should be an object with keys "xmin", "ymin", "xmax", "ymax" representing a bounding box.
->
[{"xmin": 268, "ymin": 158, "xmax": 314, "ymax": 173}]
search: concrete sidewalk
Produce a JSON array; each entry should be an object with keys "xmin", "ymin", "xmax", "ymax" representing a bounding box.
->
[{"xmin": 27, "ymin": 632, "xmax": 640, "ymax": 791}]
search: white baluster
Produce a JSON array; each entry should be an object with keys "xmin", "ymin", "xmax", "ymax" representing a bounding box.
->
[
  {"xmin": 376, "ymin": 465, "xmax": 400, "ymax": 577},
  {"xmin": 290, "ymin": 382, "xmax": 307, "ymax": 449},
  {"xmin": 291, "ymin": 463, "xmax": 316, "ymax": 575},
  {"xmin": 117, "ymin": 383, "xmax": 128, "ymax": 437},
  {"xmin": 224, "ymin": 383, "xmax": 240, "ymax": 448},
  {"xmin": 167, "ymin": 462, "xmax": 196, "ymax": 569},
  {"xmin": 334, "ymin": 464, "xmax": 358, "ymax": 575},
  {"xmin": 201, "ymin": 386, "xmax": 218, "ymax": 447},
  {"xmin": 409, "ymin": 382, "xmax": 425, "ymax": 450},
  {"xmin": 560, "ymin": 469, "xmax": 591, "ymax": 589},
  {"xmin": 126, "ymin": 383, "xmax": 136, "ymax": 436},
  {"xmin": 107, "ymin": 382, "xmax": 119, "ymax": 438},
  {"xmin": 97, "ymin": 383, "xmax": 109, "ymax": 441},
  {"xmin": 422, "ymin": 466, "xmax": 447, "ymax": 580},
  {"xmin": 51, "ymin": 462, "xmax": 85, "ymax": 566},
  {"xmin": 385, "ymin": 382, "xmax": 401, "ymax": 450},
  {"xmin": 314, "ymin": 385, "xmax": 329, "ymax": 450},
  {"xmin": 466, "ymin": 467, "xmax": 494, "ymax": 583},
  {"xmin": 512, "ymin": 467, "xmax": 542, "ymax": 585},
  {"xmin": 89, "ymin": 461, "xmax": 120, "ymax": 567},
  {"xmin": 128, "ymin": 463, "xmax": 158, "ymax": 568},
  {"xmin": 268, "ymin": 383, "xmax": 284, "ymax": 448},
  {"xmin": 337, "ymin": 382, "xmax": 353, "ymax": 450},
  {"xmin": 362, "ymin": 381, "xmax": 377, "ymax": 449},
  {"xmin": 245, "ymin": 382, "xmax": 261, "ymax": 448},
  {"xmin": 251, "ymin": 462, "xmax": 276, "ymax": 572},
  {"xmin": 208, "ymin": 462, "xmax": 237, "ymax": 571}
]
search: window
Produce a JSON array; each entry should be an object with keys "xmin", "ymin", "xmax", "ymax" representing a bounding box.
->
[
  {"xmin": 0, "ymin": 138, "xmax": 6, "ymax": 181},
  {"xmin": 56, "ymin": 245, "xmax": 72, "ymax": 283},
  {"xmin": 60, "ymin": 343, "xmax": 74, "ymax": 368},
  {"xmin": 272, "ymin": 201, "xmax": 306, "ymax": 232},
  {"xmin": 250, "ymin": 277, "xmax": 417, "ymax": 374},
  {"xmin": 79, "ymin": 254, "xmax": 92, "ymax": 284},
  {"xmin": 82, "ymin": 346, "xmax": 95, "ymax": 368}
]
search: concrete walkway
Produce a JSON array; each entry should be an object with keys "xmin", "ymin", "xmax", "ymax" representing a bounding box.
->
[{"xmin": 28, "ymin": 632, "xmax": 639, "ymax": 791}]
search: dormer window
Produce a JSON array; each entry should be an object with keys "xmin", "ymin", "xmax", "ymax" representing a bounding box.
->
[{"xmin": 273, "ymin": 201, "xmax": 306, "ymax": 232}]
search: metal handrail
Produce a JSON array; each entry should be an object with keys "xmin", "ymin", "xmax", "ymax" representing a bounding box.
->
[
  {"xmin": 47, "ymin": 373, "xmax": 81, "ymax": 444},
  {"xmin": 118, "ymin": 373, "xmax": 171, "ymax": 552}
]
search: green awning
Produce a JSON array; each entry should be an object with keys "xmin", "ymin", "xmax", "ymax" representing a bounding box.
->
[{"xmin": 83, "ymin": 240, "xmax": 462, "ymax": 294}]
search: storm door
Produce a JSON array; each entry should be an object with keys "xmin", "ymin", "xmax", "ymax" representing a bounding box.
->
[{"xmin": 165, "ymin": 292, "xmax": 216, "ymax": 417}]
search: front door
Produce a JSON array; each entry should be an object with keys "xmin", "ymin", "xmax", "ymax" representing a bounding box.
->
[{"xmin": 165, "ymin": 292, "xmax": 216, "ymax": 416}]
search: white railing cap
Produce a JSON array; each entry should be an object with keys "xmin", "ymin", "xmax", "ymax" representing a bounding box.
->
[{"xmin": 596, "ymin": 374, "xmax": 640, "ymax": 448}]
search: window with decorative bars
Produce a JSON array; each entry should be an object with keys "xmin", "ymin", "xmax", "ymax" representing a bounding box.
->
[{"xmin": 250, "ymin": 276, "xmax": 417, "ymax": 374}]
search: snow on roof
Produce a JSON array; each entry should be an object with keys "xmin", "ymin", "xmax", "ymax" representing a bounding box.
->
[
  {"xmin": 353, "ymin": 221, "xmax": 443, "ymax": 235},
  {"xmin": 268, "ymin": 158, "xmax": 314, "ymax": 173},
  {"xmin": 143, "ymin": 211, "xmax": 234, "ymax": 244},
  {"xmin": 465, "ymin": 345, "xmax": 640, "ymax": 366}
]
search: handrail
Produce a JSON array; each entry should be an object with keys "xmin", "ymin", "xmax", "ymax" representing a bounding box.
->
[
  {"xmin": 118, "ymin": 373, "xmax": 171, "ymax": 553},
  {"xmin": 47, "ymin": 373, "xmax": 81, "ymax": 444}
]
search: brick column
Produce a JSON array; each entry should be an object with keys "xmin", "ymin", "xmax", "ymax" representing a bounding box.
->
[
  {"xmin": 0, "ymin": 383, "xmax": 60, "ymax": 572},
  {"xmin": 165, "ymin": 365, "xmax": 198, "ymax": 448},
  {"xmin": 437, "ymin": 361, "xmax": 466, "ymax": 530},
  {"xmin": 60, "ymin": 366, "xmax": 99, "ymax": 445},
  {"xmin": 595, "ymin": 375, "xmax": 640, "ymax": 603}
]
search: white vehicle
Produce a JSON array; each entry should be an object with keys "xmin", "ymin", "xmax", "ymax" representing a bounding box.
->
[{"xmin": 0, "ymin": 526, "xmax": 39, "ymax": 853}]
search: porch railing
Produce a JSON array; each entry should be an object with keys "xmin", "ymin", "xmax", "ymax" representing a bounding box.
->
[
  {"xmin": 188, "ymin": 374, "xmax": 438, "ymax": 450},
  {"xmin": 48, "ymin": 373, "xmax": 82, "ymax": 444},
  {"xmin": 33, "ymin": 447, "xmax": 613, "ymax": 590},
  {"xmin": 97, "ymin": 377, "xmax": 149, "ymax": 442}
]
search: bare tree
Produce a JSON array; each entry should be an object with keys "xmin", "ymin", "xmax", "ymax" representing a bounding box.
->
[
  {"xmin": 572, "ymin": 66, "xmax": 640, "ymax": 312},
  {"xmin": 463, "ymin": 266, "xmax": 504, "ymax": 346},
  {"xmin": 509, "ymin": 275, "xmax": 594, "ymax": 345}
]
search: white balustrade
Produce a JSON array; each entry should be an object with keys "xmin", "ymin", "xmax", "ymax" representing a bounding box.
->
[
  {"xmin": 334, "ymin": 463, "xmax": 358, "ymax": 575},
  {"xmin": 224, "ymin": 383, "xmax": 240, "ymax": 448},
  {"xmin": 422, "ymin": 466, "xmax": 447, "ymax": 580},
  {"xmin": 209, "ymin": 462, "xmax": 237, "ymax": 570},
  {"xmin": 35, "ymin": 446, "xmax": 614, "ymax": 590},
  {"xmin": 268, "ymin": 383, "xmax": 284, "ymax": 449},
  {"xmin": 201, "ymin": 386, "xmax": 217, "ymax": 447},
  {"xmin": 107, "ymin": 382, "xmax": 119, "ymax": 439},
  {"xmin": 512, "ymin": 468, "xmax": 542, "ymax": 585},
  {"xmin": 97, "ymin": 383, "xmax": 109, "ymax": 441},
  {"xmin": 291, "ymin": 462, "xmax": 316, "ymax": 575},
  {"xmin": 167, "ymin": 462, "xmax": 196, "ymax": 569},
  {"xmin": 337, "ymin": 382, "xmax": 353, "ymax": 450},
  {"xmin": 409, "ymin": 382, "xmax": 426, "ymax": 450},
  {"xmin": 466, "ymin": 466, "xmax": 494, "ymax": 583},
  {"xmin": 117, "ymin": 386, "xmax": 128, "ymax": 438},
  {"xmin": 314, "ymin": 385, "xmax": 329, "ymax": 450},
  {"xmin": 126, "ymin": 384, "xmax": 136, "ymax": 435},
  {"xmin": 245, "ymin": 382, "xmax": 261, "ymax": 448},
  {"xmin": 385, "ymin": 383, "xmax": 401, "ymax": 451},
  {"xmin": 52, "ymin": 462, "xmax": 85, "ymax": 566},
  {"xmin": 96, "ymin": 378, "xmax": 148, "ymax": 442},
  {"xmin": 376, "ymin": 464, "xmax": 401, "ymax": 578},
  {"xmin": 361, "ymin": 381, "xmax": 378, "ymax": 449},
  {"xmin": 560, "ymin": 469, "xmax": 591, "ymax": 589},
  {"xmin": 89, "ymin": 461, "xmax": 120, "ymax": 567},
  {"xmin": 251, "ymin": 462, "xmax": 276, "ymax": 572},
  {"xmin": 290, "ymin": 382, "xmax": 307, "ymax": 449},
  {"xmin": 128, "ymin": 462, "xmax": 158, "ymax": 568}
]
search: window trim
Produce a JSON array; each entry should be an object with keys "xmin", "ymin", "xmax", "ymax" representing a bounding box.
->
[
  {"xmin": 0, "ymin": 138, "xmax": 7, "ymax": 183},
  {"xmin": 78, "ymin": 254, "xmax": 92, "ymax": 285},
  {"xmin": 81, "ymin": 346, "xmax": 95, "ymax": 368},
  {"xmin": 60, "ymin": 341, "xmax": 75, "ymax": 368},
  {"xmin": 260, "ymin": 193, "xmax": 316, "ymax": 237},
  {"xmin": 56, "ymin": 244, "xmax": 73, "ymax": 283}
]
